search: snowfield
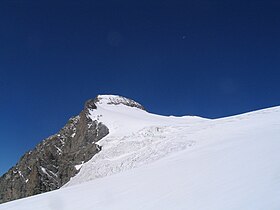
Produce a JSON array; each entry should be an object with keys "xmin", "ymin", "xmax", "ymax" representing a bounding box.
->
[{"xmin": 1, "ymin": 96, "xmax": 280, "ymax": 210}]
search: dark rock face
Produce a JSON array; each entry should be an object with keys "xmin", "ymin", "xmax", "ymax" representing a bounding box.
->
[{"xmin": 0, "ymin": 100, "xmax": 109, "ymax": 204}]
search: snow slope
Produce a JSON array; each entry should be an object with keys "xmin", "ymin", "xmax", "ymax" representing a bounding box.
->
[
  {"xmin": 1, "ymin": 96, "xmax": 280, "ymax": 210},
  {"xmin": 65, "ymin": 95, "xmax": 208, "ymax": 186}
]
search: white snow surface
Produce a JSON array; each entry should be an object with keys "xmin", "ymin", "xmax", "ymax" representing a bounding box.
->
[
  {"xmin": 1, "ymin": 98, "xmax": 280, "ymax": 210},
  {"xmin": 65, "ymin": 102, "xmax": 207, "ymax": 186},
  {"xmin": 95, "ymin": 94, "xmax": 144, "ymax": 109}
]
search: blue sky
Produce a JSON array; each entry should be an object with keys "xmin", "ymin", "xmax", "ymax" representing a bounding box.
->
[{"xmin": 0, "ymin": 0, "xmax": 280, "ymax": 175}]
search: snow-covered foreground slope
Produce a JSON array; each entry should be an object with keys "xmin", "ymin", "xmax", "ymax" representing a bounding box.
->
[{"xmin": 1, "ymin": 97, "xmax": 280, "ymax": 210}]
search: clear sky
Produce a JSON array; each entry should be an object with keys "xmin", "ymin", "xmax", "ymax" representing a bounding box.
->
[{"xmin": 0, "ymin": 0, "xmax": 280, "ymax": 175}]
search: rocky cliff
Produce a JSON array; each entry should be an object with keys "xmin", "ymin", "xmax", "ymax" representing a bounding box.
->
[{"xmin": 0, "ymin": 96, "xmax": 112, "ymax": 204}]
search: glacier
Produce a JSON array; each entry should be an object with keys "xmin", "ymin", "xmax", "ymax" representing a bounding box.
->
[{"xmin": 0, "ymin": 95, "xmax": 279, "ymax": 210}]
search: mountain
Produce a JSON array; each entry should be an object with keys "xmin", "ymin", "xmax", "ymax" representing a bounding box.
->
[
  {"xmin": 0, "ymin": 95, "xmax": 139, "ymax": 203},
  {"xmin": 0, "ymin": 95, "xmax": 280, "ymax": 210}
]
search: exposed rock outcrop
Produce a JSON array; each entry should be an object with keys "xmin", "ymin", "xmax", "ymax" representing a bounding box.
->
[{"xmin": 0, "ymin": 98, "xmax": 109, "ymax": 204}]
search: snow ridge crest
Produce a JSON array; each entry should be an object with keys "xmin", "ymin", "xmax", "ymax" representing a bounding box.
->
[{"xmin": 85, "ymin": 95, "xmax": 145, "ymax": 111}]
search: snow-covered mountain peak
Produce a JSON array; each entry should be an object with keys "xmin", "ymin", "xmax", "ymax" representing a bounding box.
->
[
  {"xmin": 85, "ymin": 95, "xmax": 145, "ymax": 111},
  {"xmin": 1, "ymin": 104, "xmax": 280, "ymax": 209}
]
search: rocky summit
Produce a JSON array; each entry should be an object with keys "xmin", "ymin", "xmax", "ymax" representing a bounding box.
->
[{"xmin": 0, "ymin": 95, "xmax": 142, "ymax": 204}]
